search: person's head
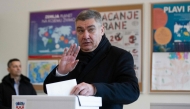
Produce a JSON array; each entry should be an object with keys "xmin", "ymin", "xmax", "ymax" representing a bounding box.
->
[
  {"xmin": 75, "ymin": 9, "xmax": 104, "ymax": 52},
  {"xmin": 7, "ymin": 58, "xmax": 22, "ymax": 78}
]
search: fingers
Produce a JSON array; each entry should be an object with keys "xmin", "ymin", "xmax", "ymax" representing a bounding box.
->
[
  {"xmin": 71, "ymin": 60, "xmax": 79, "ymax": 68},
  {"xmin": 62, "ymin": 43, "xmax": 80, "ymax": 57},
  {"xmin": 73, "ymin": 46, "xmax": 80, "ymax": 57},
  {"xmin": 70, "ymin": 85, "xmax": 80, "ymax": 95},
  {"xmin": 71, "ymin": 86, "xmax": 84, "ymax": 95},
  {"xmin": 70, "ymin": 83, "xmax": 94, "ymax": 96},
  {"xmin": 67, "ymin": 44, "xmax": 75, "ymax": 56},
  {"xmin": 63, "ymin": 47, "xmax": 69, "ymax": 56},
  {"xmin": 79, "ymin": 89, "xmax": 88, "ymax": 95}
]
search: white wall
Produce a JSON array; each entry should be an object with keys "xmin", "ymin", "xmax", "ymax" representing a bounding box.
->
[{"xmin": 0, "ymin": 0, "xmax": 190, "ymax": 109}]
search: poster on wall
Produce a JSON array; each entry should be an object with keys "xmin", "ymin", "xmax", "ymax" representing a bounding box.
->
[
  {"xmin": 100, "ymin": 9, "xmax": 142, "ymax": 82},
  {"xmin": 151, "ymin": 1, "xmax": 190, "ymax": 92},
  {"xmin": 28, "ymin": 9, "xmax": 86, "ymax": 59},
  {"xmin": 92, "ymin": 4, "xmax": 143, "ymax": 91},
  {"xmin": 28, "ymin": 4, "xmax": 143, "ymax": 91},
  {"xmin": 27, "ymin": 60, "xmax": 58, "ymax": 85},
  {"xmin": 152, "ymin": 53, "xmax": 190, "ymax": 90}
]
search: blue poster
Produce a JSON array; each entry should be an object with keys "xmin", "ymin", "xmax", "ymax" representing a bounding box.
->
[
  {"xmin": 27, "ymin": 60, "xmax": 58, "ymax": 84},
  {"xmin": 152, "ymin": 2, "xmax": 190, "ymax": 52},
  {"xmin": 28, "ymin": 9, "xmax": 86, "ymax": 58}
]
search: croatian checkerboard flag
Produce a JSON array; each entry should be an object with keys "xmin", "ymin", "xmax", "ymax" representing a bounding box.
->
[{"xmin": 16, "ymin": 102, "xmax": 25, "ymax": 109}]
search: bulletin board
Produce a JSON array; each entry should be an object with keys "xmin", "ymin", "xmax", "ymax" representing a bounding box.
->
[
  {"xmin": 150, "ymin": 1, "xmax": 190, "ymax": 92},
  {"xmin": 92, "ymin": 4, "xmax": 143, "ymax": 92},
  {"xmin": 28, "ymin": 4, "xmax": 143, "ymax": 91}
]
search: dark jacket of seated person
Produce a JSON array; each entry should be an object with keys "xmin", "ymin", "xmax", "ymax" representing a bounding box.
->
[{"xmin": 0, "ymin": 58, "xmax": 37, "ymax": 109}]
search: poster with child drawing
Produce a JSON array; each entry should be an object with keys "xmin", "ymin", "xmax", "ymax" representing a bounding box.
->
[{"xmin": 152, "ymin": 53, "xmax": 190, "ymax": 91}]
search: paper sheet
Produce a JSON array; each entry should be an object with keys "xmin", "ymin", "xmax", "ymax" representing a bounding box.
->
[{"xmin": 46, "ymin": 79, "xmax": 77, "ymax": 96}]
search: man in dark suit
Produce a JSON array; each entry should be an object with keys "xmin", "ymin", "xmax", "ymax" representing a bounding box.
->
[
  {"xmin": 0, "ymin": 58, "xmax": 37, "ymax": 109},
  {"xmin": 43, "ymin": 9, "xmax": 139, "ymax": 109}
]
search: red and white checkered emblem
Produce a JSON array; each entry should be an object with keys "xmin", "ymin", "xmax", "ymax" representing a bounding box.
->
[
  {"xmin": 16, "ymin": 102, "xmax": 25, "ymax": 109},
  {"xmin": 16, "ymin": 105, "xmax": 24, "ymax": 109}
]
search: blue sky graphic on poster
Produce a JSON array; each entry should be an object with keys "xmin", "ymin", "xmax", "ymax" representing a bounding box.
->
[{"xmin": 28, "ymin": 9, "xmax": 86, "ymax": 58}]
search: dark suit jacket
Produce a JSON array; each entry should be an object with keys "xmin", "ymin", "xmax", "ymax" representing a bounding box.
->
[
  {"xmin": 43, "ymin": 35, "xmax": 139, "ymax": 109},
  {"xmin": 0, "ymin": 74, "xmax": 37, "ymax": 109}
]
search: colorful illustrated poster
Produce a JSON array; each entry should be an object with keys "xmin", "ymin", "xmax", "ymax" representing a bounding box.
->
[
  {"xmin": 151, "ymin": 2, "xmax": 190, "ymax": 92},
  {"xmin": 28, "ymin": 9, "xmax": 86, "ymax": 58},
  {"xmin": 100, "ymin": 10, "xmax": 142, "ymax": 82},
  {"xmin": 152, "ymin": 2, "xmax": 190, "ymax": 52},
  {"xmin": 152, "ymin": 53, "xmax": 190, "ymax": 90},
  {"xmin": 27, "ymin": 60, "xmax": 58, "ymax": 85}
]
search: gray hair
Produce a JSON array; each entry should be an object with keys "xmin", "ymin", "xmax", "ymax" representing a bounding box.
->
[{"xmin": 75, "ymin": 10, "xmax": 102, "ymax": 25}]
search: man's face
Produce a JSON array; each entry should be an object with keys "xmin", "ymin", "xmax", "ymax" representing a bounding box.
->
[
  {"xmin": 7, "ymin": 61, "xmax": 22, "ymax": 77},
  {"xmin": 76, "ymin": 18, "xmax": 104, "ymax": 52}
]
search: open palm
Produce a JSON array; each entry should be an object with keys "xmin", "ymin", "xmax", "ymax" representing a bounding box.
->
[{"xmin": 57, "ymin": 44, "xmax": 80, "ymax": 74}]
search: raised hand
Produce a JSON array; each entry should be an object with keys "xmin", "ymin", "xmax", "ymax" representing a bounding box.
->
[{"xmin": 57, "ymin": 43, "xmax": 80, "ymax": 74}]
